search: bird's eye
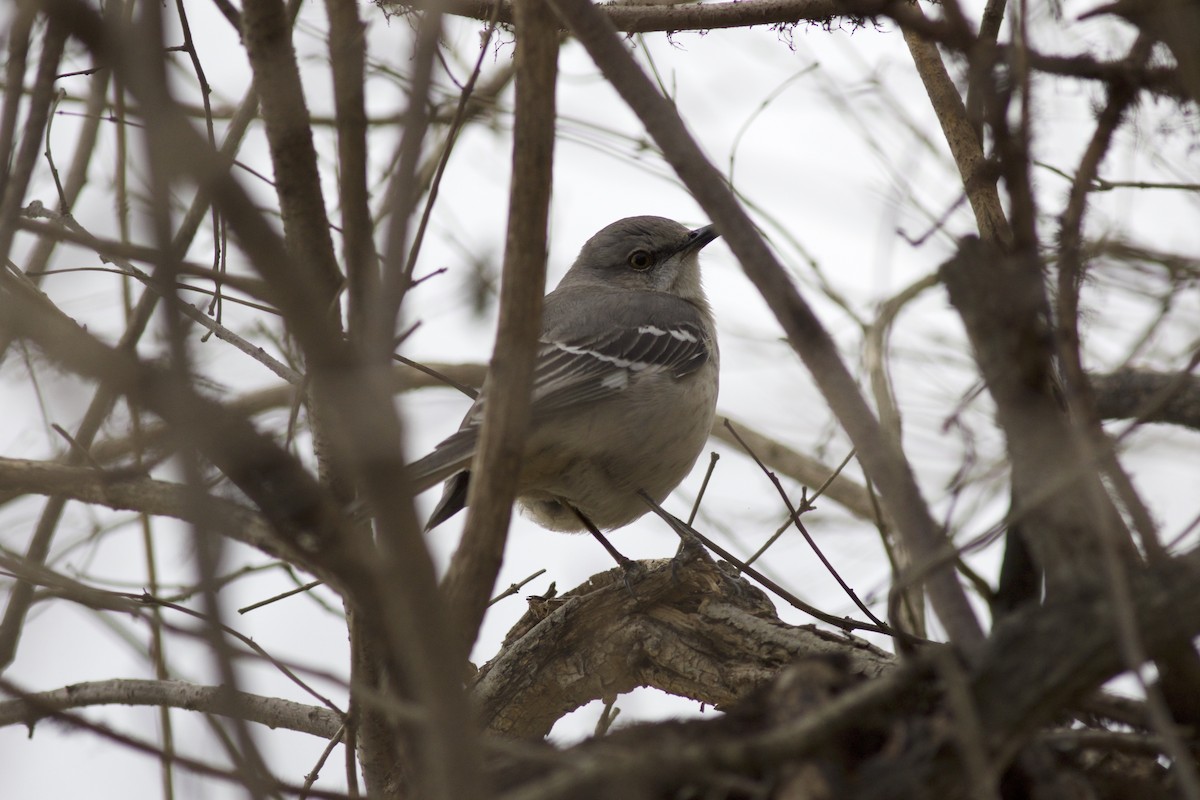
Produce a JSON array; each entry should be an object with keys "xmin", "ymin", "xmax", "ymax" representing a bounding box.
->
[{"xmin": 628, "ymin": 250, "xmax": 652, "ymax": 271}]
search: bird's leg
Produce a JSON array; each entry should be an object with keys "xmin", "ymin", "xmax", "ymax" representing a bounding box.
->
[
  {"xmin": 568, "ymin": 504, "xmax": 631, "ymax": 567},
  {"xmin": 568, "ymin": 504, "xmax": 644, "ymax": 594}
]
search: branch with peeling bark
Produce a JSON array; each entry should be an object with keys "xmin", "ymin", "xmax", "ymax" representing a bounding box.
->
[
  {"xmin": 473, "ymin": 548, "xmax": 893, "ymax": 739},
  {"xmin": 488, "ymin": 543, "xmax": 1200, "ymax": 798}
]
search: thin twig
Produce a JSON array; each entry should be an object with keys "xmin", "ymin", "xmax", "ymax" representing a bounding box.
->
[
  {"xmin": 743, "ymin": 448, "xmax": 855, "ymax": 567},
  {"xmin": 238, "ymin": 581, "xmax": 324, "ymax": 614},
  {"xmin": 392, "ymin": 353, "xmax": 480, "ymax": 399},
  {"xmin": 49, "ymin": 423, "xmax": 106, "ymax": 471},
  {"xmin": 400, "ymin": 0, "xmax": 505, "ymax": 301},
  {"xmin": 139, "ymin": 592, "xmax": 344, "ymax": 714},
  {"xmin": 22, "ymin": 209, "xmax": 301, "ymax": 384},
  {"xmin": 686, "ymin": 452, "xmax": 720, "ymax": 526},
  {"xmin": 488, "ymin": 569, "xmax": 548, "ymax": 607},
  {"xmin": 300, "ymin": 725, "xmax": 346, "ymax": 800},
  {"xmin": 638, "ymin": 490, "xmax": 910, "ymax": 641},
  {"xmin": 723, "ymin": 421, "xmax": 886, "ymax": 627}
]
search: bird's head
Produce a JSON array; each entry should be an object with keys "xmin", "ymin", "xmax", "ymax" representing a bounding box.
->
[{"xmin": 560, "ymin": 216, "xmax": 719, "ymax": 303}]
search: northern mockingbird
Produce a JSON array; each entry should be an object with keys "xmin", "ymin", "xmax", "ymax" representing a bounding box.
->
[{"xmin": 408, "ymin": 215, "xmax": 719, "ymax": 534}]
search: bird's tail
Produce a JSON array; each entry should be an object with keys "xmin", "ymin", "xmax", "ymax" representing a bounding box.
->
[
  {"xmin": 424, "ymin": 471, "xmax": 471, "ymax": 530},
  {"xmin": 406, "ymin": 429, "xmax": 479, "ymax": 531}
]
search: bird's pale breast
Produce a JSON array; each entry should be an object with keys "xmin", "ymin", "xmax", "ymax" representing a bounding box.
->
[{"xmin": 516, "ymin": 360, "xmax": 718, "ymax": 531}]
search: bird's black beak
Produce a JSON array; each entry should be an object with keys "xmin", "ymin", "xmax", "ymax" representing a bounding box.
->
[{"xmin": 677, "ymin": 224, "xmax": 719, "ymax": 257}]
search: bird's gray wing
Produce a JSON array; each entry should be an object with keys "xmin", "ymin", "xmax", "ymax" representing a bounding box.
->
[{"xmin": 529, "ymin": 286, "xmax": 713, "ymax": 414}]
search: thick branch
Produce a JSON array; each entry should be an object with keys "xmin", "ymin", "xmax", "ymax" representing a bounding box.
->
[
  {"xmin": 1092, "ymin": 369, "xmax": 1200, "ymax": 430},
  {"xmin": 487, "ymin": 545, "xmax": 1200, "ymax": 798},
  {"xmin": 974, "ymin": 544, "xmax": 1200, "ymax": 763},
  {"xmin": 472, "ymin": 550, "xmax": 893, "ymax": 739}
]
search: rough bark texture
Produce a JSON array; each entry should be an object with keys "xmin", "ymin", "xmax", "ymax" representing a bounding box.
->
[{"xmin": 473, "ymin": 549, "xmax": 893, "ymax": 739}]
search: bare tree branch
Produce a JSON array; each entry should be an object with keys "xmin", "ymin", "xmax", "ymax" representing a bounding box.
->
[
  {"xmin": 442, "ymin": 0, "xmax": 558, "ymax": 662},
  {"xmin": 241, "ymin": 0, "xmax": 344, "ymax": 307},
  {"xmin": 1093, "ymin": 368, "xmax": 1200, "ymax": 430},
  {"xmin": 473, "ymin": 550, "xmax": 894, "ymax": 739},
  {"xmin": 0, "ymin": 679, "xmax": 342, "ymax": 739},
  {"xmin": 902, "ymin": 17, "xmax": 1011, "ymax": 245},
  {"xmin": 0, "ymin": 456, "xmax": 323, "ymax": 579},
  {"xmin": 711, "ymin": 418, "xmax": 875, "ymax": 522}
]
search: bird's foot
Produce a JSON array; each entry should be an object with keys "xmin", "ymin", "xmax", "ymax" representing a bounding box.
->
[
  {"xmin": 669, "ymin": 527, "xmax": 707, "ymax": 583},
  {"xmin": 618, "ymin": 558, "xmax": 647, "ymax": 599}
]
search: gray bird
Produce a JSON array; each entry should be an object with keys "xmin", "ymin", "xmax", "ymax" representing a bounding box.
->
[{"xmin": 408, "ymin": 215, "xmax": 720, "ymax": 534}]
